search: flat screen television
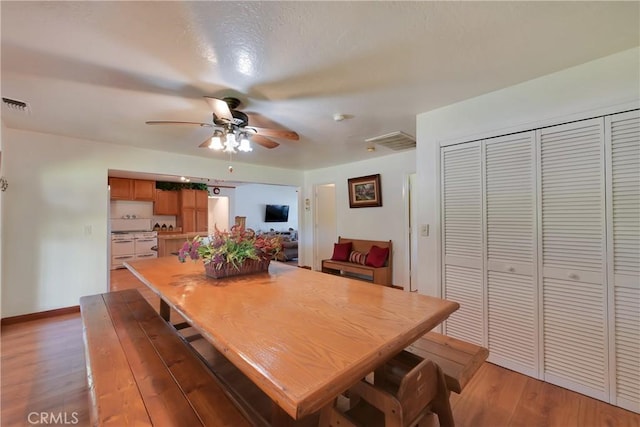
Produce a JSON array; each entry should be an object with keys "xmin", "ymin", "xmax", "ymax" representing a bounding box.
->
[{"xmin": 265, "ymin": 204, "xmax": 289, "ymax": 222}]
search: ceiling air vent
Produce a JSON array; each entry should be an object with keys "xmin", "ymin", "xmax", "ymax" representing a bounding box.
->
[
  {"xmin": 2, "ymin": 97, "xmax": 30, "ymax": 114},
  {"xmin": 365, "ymin": 131, "xmax": 416, "ymax": 151}
]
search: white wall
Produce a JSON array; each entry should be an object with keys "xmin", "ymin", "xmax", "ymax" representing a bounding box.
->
[
  {"xmin": 234, "ymin": 183, "xmax": 299, "ymax": 233},
  {"xmin": 416, "ymin": 47, "xmax": 640, "ymax": 297},
  {"xmin": 208, "ymin": 186, "xmax": 236, "ymax": 231},
  {"xmin": 1, "ymin": 129, "xmax": 303, "ymax": 317},
  {"xmin": 303, "ymin": 151, "xmax": 415, "ymax": 286},
  {"xmin": 208, "ymin": 197, "xmax": 230, "ymax": 233}
]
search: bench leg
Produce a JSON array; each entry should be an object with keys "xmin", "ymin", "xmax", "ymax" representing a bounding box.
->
[{"xmin": 159, "ymin": 299, "xmax": 171, "ymax": 322}]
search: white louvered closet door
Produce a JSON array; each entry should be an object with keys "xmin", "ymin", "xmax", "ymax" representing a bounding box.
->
[
  {"xmin": 484, "ymin": 132, "xmax": 539, "ymax": 378},
  {"xmin": 606, "ymin": 110, "xmax": 640, "ymax": 413},
  {"xmin": 538, "ymin": 118, "xmax": 609, "ymax": 401},
  {"xmin": 441, "ymin": 142, "xmax": 484, "ymax": 346}
]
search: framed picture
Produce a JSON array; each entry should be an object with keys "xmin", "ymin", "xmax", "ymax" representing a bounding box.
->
[{"xmin": 348, "ymin": 174, "xmax": 382, "ymax": 208}]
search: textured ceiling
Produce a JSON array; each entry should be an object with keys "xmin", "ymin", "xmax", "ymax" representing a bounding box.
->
[{"xmin": 1, "ymin": 1, "xmax": 638, "ymax": 170}]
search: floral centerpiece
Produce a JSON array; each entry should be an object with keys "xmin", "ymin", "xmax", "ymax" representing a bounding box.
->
[{"xmin": 178, "ymin": 226, "xmax": 282, "ymax": 279}]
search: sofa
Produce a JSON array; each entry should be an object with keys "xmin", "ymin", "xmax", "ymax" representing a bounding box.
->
[
  {"xmin": 279, "ymin": 239, "xmax": 298, "ymax": 261},
  {"xmin": 267, "ymin": 230, "xmax": 297, "ymax": 261}
]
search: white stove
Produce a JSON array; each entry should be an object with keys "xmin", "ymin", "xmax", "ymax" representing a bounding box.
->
[{"xmin": 110, "ymin": 219, "xmax": 157, "ymax": 269}]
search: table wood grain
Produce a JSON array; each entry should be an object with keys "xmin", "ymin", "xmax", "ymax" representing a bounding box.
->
[{"xmin": 125, "ymin": 258, "xmax": 459, "ymax": 420}]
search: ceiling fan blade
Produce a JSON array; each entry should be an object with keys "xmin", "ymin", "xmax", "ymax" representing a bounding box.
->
[
  {"xmin": 146, "ymin": 120, "xmax": 213, "ymax": 127},
  {"xmin": 199, "ymin": 138, "xmax": 212, "ymax": 148},
  {"xmin": 251, "ymin": 134, "xmax": 280, "ymax": 149},
  {"xmin": 203, "ymin": 96, "xmax": 233, "ymax": 121},
  {"xmin": 252, "ymin": 127, "xmax": 300, "ymax": 141}
]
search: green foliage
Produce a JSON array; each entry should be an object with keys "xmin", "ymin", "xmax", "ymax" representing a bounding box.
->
[
  {"xmin": 155, "ymin": 181, "xmax": 208, "ymax": 191},
  {"xmin": 178, "ymin": 226, "xmax": 282, "ymax": 271}
]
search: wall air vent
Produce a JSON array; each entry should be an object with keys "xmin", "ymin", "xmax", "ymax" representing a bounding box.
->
[
  {"xmin": 2, "ymin": 97, "xmax": 30, "ymax": 114},
  {"xmin": 365, "ymin": 131, "xmax": 416, "ymax": 151}
]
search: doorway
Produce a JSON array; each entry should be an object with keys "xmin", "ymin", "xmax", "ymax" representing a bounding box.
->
[
  {"xmin": 314, "ymin": 184, "xmax": 336, "ymax": 270},
  {"xmin": 208, "ymin": 196, "xmax": 229, "ymax": 233}
]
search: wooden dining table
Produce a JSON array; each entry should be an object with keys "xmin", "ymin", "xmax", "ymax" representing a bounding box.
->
[{"xmin": 124, "ymin": 257, "xmax": 459, "ymax": 422}]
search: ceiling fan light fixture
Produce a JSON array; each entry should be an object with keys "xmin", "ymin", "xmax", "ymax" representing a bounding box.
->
[
  {"xmin": 209, "ymin": 131, "xmax": 224, "ymax": 150},
  {"xmin": 238, "ymin": 133, "xmax": 253, "ymax": 152},
  {"xmin": 149, "ymin": 96, "xmax": 298, "ymax": 152},
  {"xmin": 223, "ymin": 133, "xmax": 238, "ymax": 154}
]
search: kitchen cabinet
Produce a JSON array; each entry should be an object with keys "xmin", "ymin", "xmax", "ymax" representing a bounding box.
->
[
  {"xmin": 154, "ymin": 190, "xmax": 179, "ymax": 215},
  {"xmin": 157, "ymin": 233, "xmax": 202, "ymax": 257},
  {"xmin": 108, "ymin": 177, "xmax": 155, "ymax": 201},
  {"xmin": 158, "ymin": 235, "xmax": 185, "ymax": 257},
  {"xmin": 195, "ymin": 209, "xmax": 208, "ymax": 233},
  {"xmin": 108, "ymin": 177, "xmax": 132, "ymax": 199},
  {"xmin": 133, "ymin": 180, "xmax": 155, "ymax": 201},
  {"xmin": 177, "ymin": 189, "xmax": 208, "ymax": 232},
  {"xmin": 179, "ymin": 208, "xmax": 196, "ymax": 233},
  {"xmin": 180, "ymin": 189, "xmax": 196, "ymax": 208},
  {"xmin": 196, "ymin": 189, "xmax": 208, "ymax": 209}
]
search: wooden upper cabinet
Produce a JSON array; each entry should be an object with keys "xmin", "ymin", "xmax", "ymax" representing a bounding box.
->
[
  {"xmin": 196, "ymin": 190, "xmax": 208, "ymax": 232},
  {"xmin": 154, "ymin": 190, "xmax": 179, "ymax": 215},
  {"xmin": 195, "ymin": 189, "xmax": 208, "ymax": 209},
  {"xmin": 109, "ymin": 177, "xmax": 156, "ymax": 200},
  {"xmin": 177, "ymin": 189, "xmax": 208, "ymax": 232},
  {"xmin": 133, "ymin": 180, "xmax": 155, "ymax": 201},
  {"xmin": 180, "ymin": 189, "xmax": 196, "ymax": 209},
  {"xmin": 109, "ymin": 177, "xmax": 132, "ymax": 199}
]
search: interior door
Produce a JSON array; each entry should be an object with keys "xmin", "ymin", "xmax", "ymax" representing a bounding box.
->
[
  {"xmin": 606, "ymin": 110, "xmax": 640, "ymax": 412},
  {"xmin": 538, "ymin": 117, "xmax": 608, "ymax": 401},
  {"xmin": 441, "ymin": 142, "xmax": 485, "ymax": 346},
  {"xmin": 315, "ymin": 184, "xmax": 336, "ymax": 270},
  {"xmin": 484, "ymin": 131, "xmax": 539, "ymax": 378}
]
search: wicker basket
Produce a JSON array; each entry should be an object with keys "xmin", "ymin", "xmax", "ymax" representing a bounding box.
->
[{"xmin": 204, "ymin": 258, "xmax": 271, "ymax": 279}]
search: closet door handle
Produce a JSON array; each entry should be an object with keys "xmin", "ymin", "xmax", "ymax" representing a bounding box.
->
[
  {"xmin": 508, "ymin": 266, "xmax": 516, "ymax": 273},
  {"xmin": 568, "ymin": 273, "xmax": 579, "ymax": 280}
]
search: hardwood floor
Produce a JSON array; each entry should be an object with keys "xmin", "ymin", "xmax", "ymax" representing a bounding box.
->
[
  {"xmin": 1, "ymin": 312, "xmax": 90, "ymax": 427},
  {"xmin": 1, "ymin": 269, "xmax": 638, "ymax": 426}
]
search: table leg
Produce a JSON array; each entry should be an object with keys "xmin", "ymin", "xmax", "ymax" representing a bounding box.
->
[{"xmin": 159, "ymin": 299, "xmax": 170, "ymax": 321}]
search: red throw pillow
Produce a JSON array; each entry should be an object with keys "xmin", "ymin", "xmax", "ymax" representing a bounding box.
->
[
  {"xmin": 366, "ymin": 245, "xmax": 389, "ymax": 268},
  {"xmin": 331, "ymin": 242, "xmax": 352, "ymax": 261}
]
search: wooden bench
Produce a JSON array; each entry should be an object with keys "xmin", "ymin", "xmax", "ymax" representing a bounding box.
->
[
  {"xmin": 80, "ymin": 289, "xmax": 251, "ymax": 427},
  {"xmin": 377, "ymin": 332, "xmax": 489, "ymax": 394},
  {"xmin": 321, "ymin": 237, "xmax": 392, "ymax": 286}
]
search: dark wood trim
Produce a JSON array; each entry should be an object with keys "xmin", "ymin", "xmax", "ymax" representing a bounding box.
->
[
  {"xmin": 159, "ymin": 299, "xmax": 171, "ymax": 321},
  {"xmin": 1, "ymin": 305, "xmax": 80, "ymax": 326}
]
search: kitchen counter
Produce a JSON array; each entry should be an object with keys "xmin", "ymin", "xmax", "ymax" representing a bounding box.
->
[
  {"xmin": 157, "ymin": 232, "xmax": 205, "ymax": 257},
  {"xmin": 157, "ymin": 232, "xmax": 202, "ymax": 240}
]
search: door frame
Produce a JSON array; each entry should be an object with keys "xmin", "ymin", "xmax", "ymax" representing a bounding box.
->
[{"xmin": 313, "ymin": 183, "xmax": 336, "ymax": 271}]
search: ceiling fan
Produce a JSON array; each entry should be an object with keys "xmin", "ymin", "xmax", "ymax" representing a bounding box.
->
[{"xmin": 146, "ymin": 96, "xmax": 299, "ymax": 152}]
